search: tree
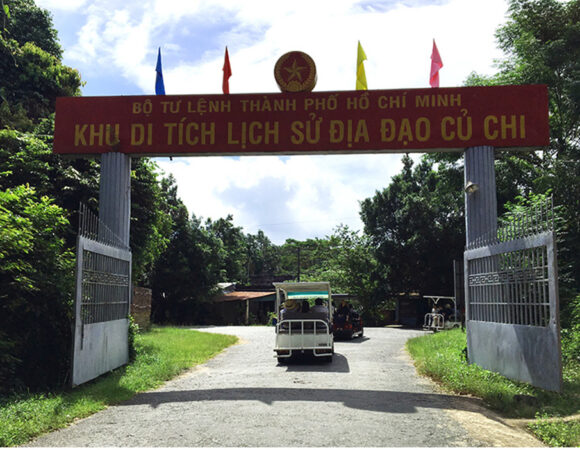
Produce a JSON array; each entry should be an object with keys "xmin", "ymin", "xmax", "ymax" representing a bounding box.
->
[
  {"xmin": 360, "ymin": 154, "xmax": 465, "ymax": 298},
  {"xmin": 2, "ymin": 0, "xmax": 62, "ymax": 57},
  {"xmin": 1, "ymin": 0, "xmax": 81, "ymax": 128},
  {"xmin": 0, "ymin": 185, "xmax": 74, "ymax": 392},
  {"xmin": 206, "ymin": 215, "xmax": 247, "ymax": 283},
  {"xmin": 130, "ymin": 159, "xmax": 172, "ymax": 285},
  {"xmin": 467, "ymin": 0, "xmax": 580, "ymax": 302},
  {"xmin": 150, "ymin": 178, "xmax": 222, "ymax": 324},
  {"xmin": 245, "ymin": 230, "xmax": 280, "ymax": 283},
  {"xmin": 279, "ymin": 238, "xmax": 332, "ymax": 281},
  {"xmin": 323, "ymin": 225, "xmax": 383, "ymax": 323},
  {"xmin": 0, "ymin": 0, "xmax": 182, "ymax": 392}
]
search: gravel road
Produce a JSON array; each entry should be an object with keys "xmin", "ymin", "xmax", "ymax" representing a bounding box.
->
[{"xmin": 28, "ymin": 326, "xmax": 542, "ymax": 447}]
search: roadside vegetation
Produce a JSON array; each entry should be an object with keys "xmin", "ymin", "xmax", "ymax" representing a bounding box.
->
[
  {"xmin": 407, "ymin": 328, "xmax": 580, "ymax": 447},
  {"xmin": 0, "ymin": 327, "xmax": 237, "ymax": 447},
  {"xmin": 0, "ymin": 2, "xmax": 579, "ymax": 445}
]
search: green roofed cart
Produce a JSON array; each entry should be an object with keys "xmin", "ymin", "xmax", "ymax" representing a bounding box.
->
[{"xmin": 273, "ymin": 281, "xmax": 334, "ymax": 363}]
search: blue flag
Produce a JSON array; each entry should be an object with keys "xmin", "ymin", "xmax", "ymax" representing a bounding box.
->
[{"xmin": 155, "ymin": 47, "xmax": 166, "ymax": 95}]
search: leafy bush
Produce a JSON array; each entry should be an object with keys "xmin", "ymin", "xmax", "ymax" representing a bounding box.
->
[
  {"xmin": 127, "ymin": 315, "xmax": 140, "ymax": 362},
  {"xmin": 561, "ymin": 295, "xmax": 580, "ymax": 366},
  {"xmin": 0, "ymin": 185, "xmax": 74, "ymax": 392},
  {"xmin": 528, "ymin": 414, "xmax": 580, "ymax": 447}
]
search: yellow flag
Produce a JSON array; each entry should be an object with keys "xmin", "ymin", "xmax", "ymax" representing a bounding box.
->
[{"xmin": 356, "ymin": 40, "xmax": 367, "ymax": 90}]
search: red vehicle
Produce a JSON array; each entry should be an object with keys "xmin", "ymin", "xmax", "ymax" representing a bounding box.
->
[{"xmin": 333, "ymin": 306, "xmax": 363, "ymax": 340}]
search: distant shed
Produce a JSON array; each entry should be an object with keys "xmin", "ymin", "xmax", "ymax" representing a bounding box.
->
[{"xmin": 213, "ymin": 291, "xmax": 275, "ymax": 325}]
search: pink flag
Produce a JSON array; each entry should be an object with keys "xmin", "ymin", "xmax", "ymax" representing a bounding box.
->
[
  {"xmin": 222, "ymin": 46, "xmax": 232, "ymax": 94},
  {"xmin": 429, "ymin": 39, "xmax": 443, "ymax": 88}
]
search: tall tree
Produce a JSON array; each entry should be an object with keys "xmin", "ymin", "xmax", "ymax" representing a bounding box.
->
[
  {"xmin": 150, "ymin": 177, "xmax": 222, "ymax": 324},
  {"xmin": 0, "ymin": 185, "xmax": 74, "ymax": 392},
  {"xmin": 206, "ymin": 215, "xmax": 247, "ymax": 283},
  {"xmin": 324, "ymin": 225, "xmax": 383, "ymax": 322},
  {"xmin": 360, "ymin": 154, "xmax": 464, "ymax": 297},
  {"xmin": 245, "ymin": 230, "xmax": 280, "ymax": 283},
  {"xmin": 130, "ymin": 159, "xmax": 172, "ymax": 285},
  {"xmin": 1, "ymin": 0, "xmax": 81, "ymax": 128},
  {"xmin": 467, "ymin": 0, "xmax": 580, "ymax": 300}
]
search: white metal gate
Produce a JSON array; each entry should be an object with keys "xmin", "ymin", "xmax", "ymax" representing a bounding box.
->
[
  {"xmin": 71, "ymin": 204, "xmax": 132, "ymax": 387},
  {"xmin": 464, "ymin": 197, "xmax": 562, "ymax": 391}
]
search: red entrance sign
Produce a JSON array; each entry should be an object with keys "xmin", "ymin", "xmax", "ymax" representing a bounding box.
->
[{"xmin": 54, "ymin": 85, "xmax": 549, "ymax": 156}]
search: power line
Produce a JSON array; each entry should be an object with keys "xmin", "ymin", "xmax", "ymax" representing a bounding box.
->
[{"xmin": 254, "ymin": 217, "xmax": 360, "ymax": 228}]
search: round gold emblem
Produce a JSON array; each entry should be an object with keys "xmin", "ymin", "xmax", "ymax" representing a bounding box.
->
[{"xmin": 274, "ymin": 51, "xmax": 317, "ymax": 93}]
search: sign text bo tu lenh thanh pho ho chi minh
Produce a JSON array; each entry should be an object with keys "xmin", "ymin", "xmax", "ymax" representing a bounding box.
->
[{"xmin": 53, "ymin": 85, "xmax": 549, "ymax": 156}]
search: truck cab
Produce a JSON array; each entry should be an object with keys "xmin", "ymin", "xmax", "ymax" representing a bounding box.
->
[{"xmin": 273, "ymin": 281, "xmax": 334, "ymax": 363}]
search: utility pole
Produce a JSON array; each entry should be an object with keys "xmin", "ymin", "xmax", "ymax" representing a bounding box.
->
[{"xmin": 297, "ymin": 246, "xmax": 301, "ymax": 282}]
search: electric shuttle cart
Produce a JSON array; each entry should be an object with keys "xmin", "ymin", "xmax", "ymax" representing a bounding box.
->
[{"xmin": 273, "ymin": 281, "xmax": 334, "ymax": 363}]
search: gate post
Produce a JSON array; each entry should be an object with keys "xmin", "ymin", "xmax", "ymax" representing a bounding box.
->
[
  {"xmin": 464, "ymin": 145, "xmax": 497, "ymax": 364},
  {"xmin": 464, "ymin": 146, "xmax": 497, "ymax": 245},
  {"xmin": 99, "ymin": 152, "xmax": 131, "ymax": 246}
]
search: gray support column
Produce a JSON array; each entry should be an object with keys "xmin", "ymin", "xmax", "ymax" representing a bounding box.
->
[
  {"xmin": 99, "ymin": 152, "xmax": 131, "ymax": 247},
  {"xmin": 464, "ymin": 146, "xmax": 497, "ymax": 246}
]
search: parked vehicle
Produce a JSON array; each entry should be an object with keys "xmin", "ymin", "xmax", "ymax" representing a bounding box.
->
[
  {"xmin": 333, "ymin": 306, "xmax": 364, "ymax": 339},
  {"xmin": 422, "ymin": 295, "xmax": 462, "ymax": 332},
  {"xmin": 273, "ymin": 282, "xmax": 334, "ymax": 363}
]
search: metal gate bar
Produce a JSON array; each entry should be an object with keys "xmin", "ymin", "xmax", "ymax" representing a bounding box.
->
[
  {"xmin": 71, "ymin": 204, "xmax": 132, "ymax": 387},
  {"xmin": 464, "ymin": 196, "xmax": 562, "ymax": 392}
]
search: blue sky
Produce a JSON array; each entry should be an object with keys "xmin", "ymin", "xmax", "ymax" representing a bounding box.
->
[{"xmin": 37, "ymin": 0, "xmax": 509, "ymax": 244}]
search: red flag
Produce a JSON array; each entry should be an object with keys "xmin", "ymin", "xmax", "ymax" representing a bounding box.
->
[
  {"xmin": 429, "ymin": 39, "xmax": 443, "ymax": 88},
  {"xmin": 222, "ymin": 46, "xmax": 232, "ymax": 94}
]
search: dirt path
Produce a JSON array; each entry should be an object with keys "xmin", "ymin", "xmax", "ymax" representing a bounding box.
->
[{"xmin": 28, "ymin": 326, "xmax": 543, "ymax": 447}]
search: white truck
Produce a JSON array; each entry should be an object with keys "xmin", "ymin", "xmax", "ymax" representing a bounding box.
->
[{"xmin": 273, "ymin": 281, "xmax": 334, "ymax": 363}]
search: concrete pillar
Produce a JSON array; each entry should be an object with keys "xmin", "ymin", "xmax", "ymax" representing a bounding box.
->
[
  {"xmin": 464, "ymin": 146, "xmax": 497, "ymax": 246},
  {"xmin": 99, "ymin": 152, "xmax": 131, "ymax": 247}
]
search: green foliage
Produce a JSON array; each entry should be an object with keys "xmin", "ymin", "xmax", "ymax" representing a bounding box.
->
[
  {"xmin": 407, "ymin": 328, "xmax": 580, "ymax": 424},
  {"xmin": 561, "ymin": 295, "xmax": 580, "ymax": 365},
  {"xmin": 130, "ymin": 159, "xmax": 172, "ymax": 285},
  {"xmin": 278, "ymin": 237, "xmax": 331, "ymax": 281},
  {"xmin": 127, "ymin": 315, "xmax": 139, "ymax": 362},
  {"xmin": 0, "ymin": 0, "xmax": 80, "ymax": 129},
  {"xmin": 317, "ymin": 225, "xmax": 383, "ymax": 323},
  {"xmin": 498, "ymin": 1, "xmax": 580, "ymax": 297},
  {"xmin": 245, "ymin": 230, "xmax": 280, "ymax": 283},
  {"xmin": 360, "ymin": 154, "xmax": 464, "ymax": 297},
  {"xmin": 468, "ymin": 0, "xmax": 580, "ymax": 302},
  {"xmin": 150, "ymin": 181, "xmax": 223, "ymax": 324},
  {"xmin": 2, "ymin": 0, "xmax": 61, "ymax": 57},
  {"xmin": 0, "ymin": 327, "xmax": 237, "ymax": 447},
  {"xmin": 0, "ymin": 128, "xmax": 101, "ymax": 247},
  {"xmin": 496, "ymin": 0, "xmax": 580, "ymax": 155},
  {"xmin": 0, "ymin": 0, "xmax": 185, "ymax": 396},
  {"xmin": 206, "ymin": 214, "xmax": 247, "ymax": 283},
  {"xmin": 0, "ymin": 185, "xmax": 74, "ymax": 392},
  {"xmin": 528, "ymin": 415, "xmax": 580, "ymax": 447}
]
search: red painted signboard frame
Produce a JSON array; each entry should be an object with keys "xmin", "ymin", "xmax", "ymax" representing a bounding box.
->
[{"xmin": 54, "ymin": 85, "xmax": 549, "ymax": 156}]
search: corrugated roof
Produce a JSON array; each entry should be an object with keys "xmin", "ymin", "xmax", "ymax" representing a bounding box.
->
[{"xmin": 214, "ymin": 291, "xmax": 275, "ymax": 303}]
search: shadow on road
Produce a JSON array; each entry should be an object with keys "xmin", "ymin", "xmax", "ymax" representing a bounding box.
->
[
  {"xmin": 280, "ymin": 353, "xmax": 350, "ymax": 373},
  {"xmin": 123, "ymin": 386, "xmax": 475, "ymax": 415},
  {"xmin": 334, "ymin": 336, "xmax": 370, "ymax": 344}
]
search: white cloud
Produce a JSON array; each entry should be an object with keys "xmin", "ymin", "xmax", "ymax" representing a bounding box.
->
[
  {"xmin": 155, "ymin": 153, "xmax": 405, "ymax": 244},
  {"xmin": 36, "ymin": 0, "xmax": 88, "ymax": 11},
  {"xmin": 55, "ymin": 0, "xmax": 508, "ymax": 95},
  {"xmin": 39, "ymin": 0, "xmax": 509, "ymax": 243}
]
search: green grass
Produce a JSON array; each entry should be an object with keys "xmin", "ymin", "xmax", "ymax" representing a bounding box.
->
[
  {"xmin": 528, "ymin": 415, "xmax": 580, "ymax": 447},
  {"xmin": 0, "ymin": 327, "xmax": 237, "ymax": 447},
  {"xmin": 406, "ymin": 328, "xmax": 580, "ymax": 446}
]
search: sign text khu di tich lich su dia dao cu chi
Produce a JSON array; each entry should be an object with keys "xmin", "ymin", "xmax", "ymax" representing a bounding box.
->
[{"xmin": 54, "ymin": 85, "xmax": 549, "ymax": 156}]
